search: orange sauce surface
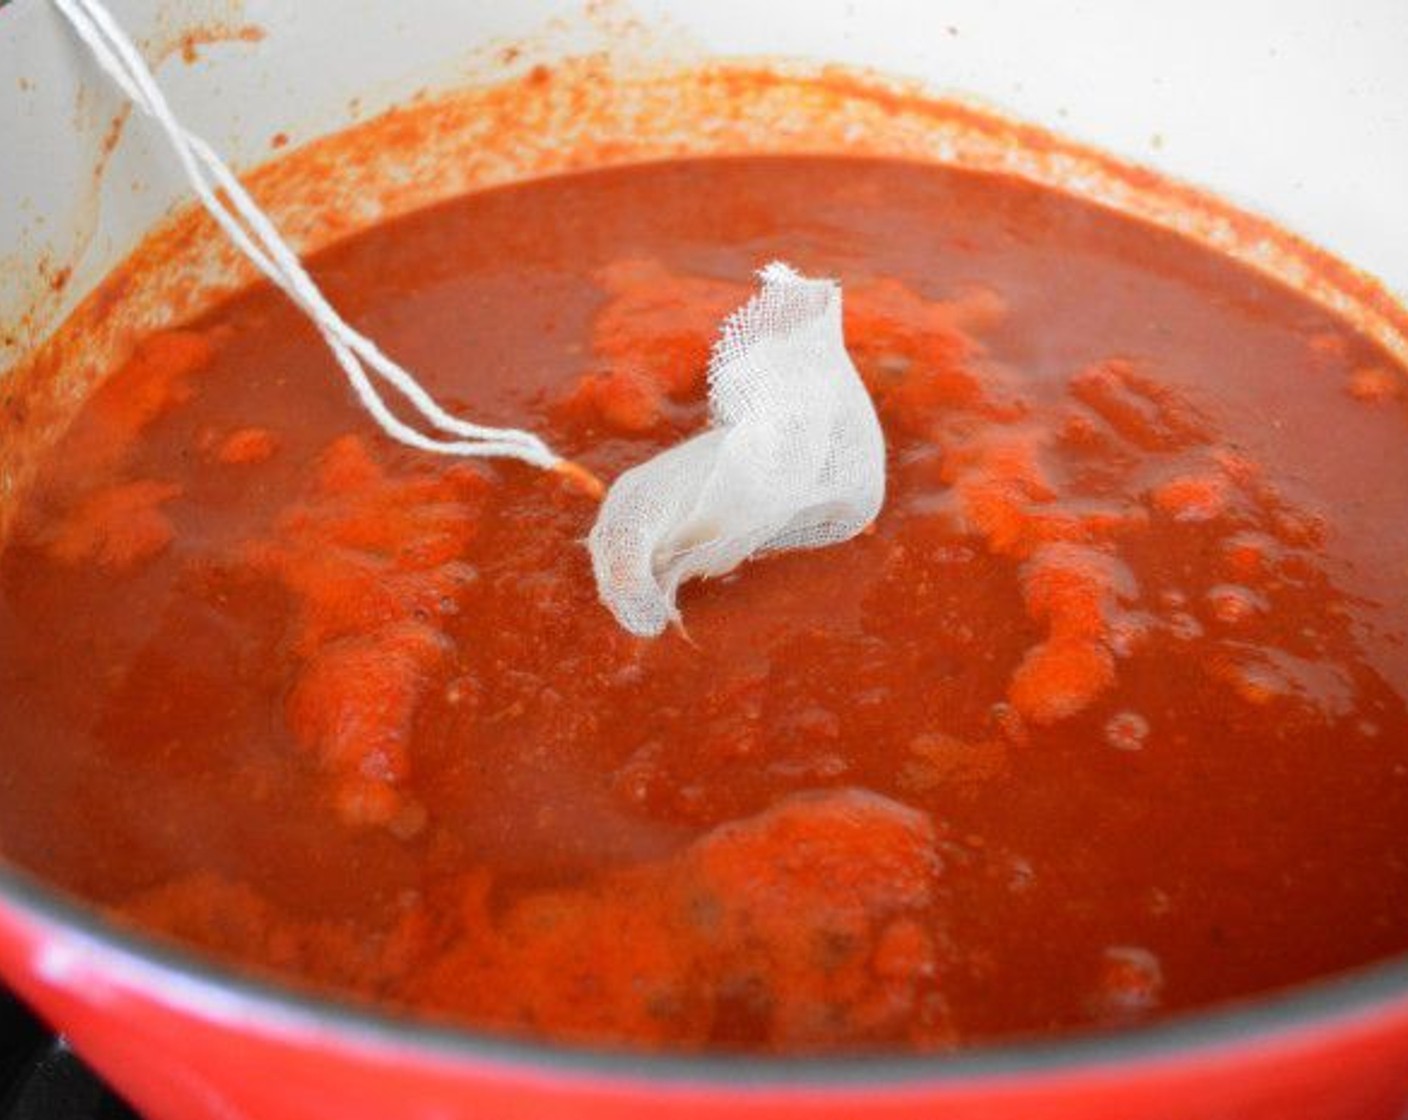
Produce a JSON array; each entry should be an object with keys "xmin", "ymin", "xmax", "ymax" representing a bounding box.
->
[{"xmin": 2, "ymin": 156, "xmax": 1407, "ymax": 1052}]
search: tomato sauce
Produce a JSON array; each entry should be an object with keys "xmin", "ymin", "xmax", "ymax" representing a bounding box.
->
[{"xmin": 2, "ymin": 156, "xmax": 1407, "ymax": 1053}]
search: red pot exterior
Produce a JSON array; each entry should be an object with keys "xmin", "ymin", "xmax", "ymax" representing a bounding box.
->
[{"xmin": 2, "ymin": 898, "xmax": 1407, "ymax": 1120}]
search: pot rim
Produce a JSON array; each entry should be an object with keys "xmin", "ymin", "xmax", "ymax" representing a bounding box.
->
[{"xmin": 2, "ymin": 855, "xmax": 1406, "ymax": 1088}]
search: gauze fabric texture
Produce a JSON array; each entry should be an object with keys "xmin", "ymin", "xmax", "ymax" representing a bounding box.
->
[{"xmin": 588, "ymin": 262, "xmax": 886, "ymax": 637}]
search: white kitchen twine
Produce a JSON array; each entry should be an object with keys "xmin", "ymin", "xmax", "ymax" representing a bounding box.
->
[{"xmin": 51, "ymin": 0, "xmax": 596, "ymax": 486}]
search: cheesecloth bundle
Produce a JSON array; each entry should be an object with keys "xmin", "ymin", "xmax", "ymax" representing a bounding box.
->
[{"xmin": 588, "ymin": 263, "xmax": 886, "ymax": 637}]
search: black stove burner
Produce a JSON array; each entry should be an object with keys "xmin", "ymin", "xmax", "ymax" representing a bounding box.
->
[{"xmin": 0, "ymin": 991, "xmax": 138, "ymax": 1120}]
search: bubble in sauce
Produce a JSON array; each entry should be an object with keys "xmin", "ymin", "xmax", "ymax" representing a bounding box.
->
[
  {"xmin": 988, "ymin": 701, "xmax": 1028, "ymax": 746},
  {"xmin": 1006, "ymin": 856, "xmax": 1036, "ymax": 894},
  {"xmin": 1166, "ymin": 612, "xmax": 1203, "ymax": 642},
  {"xmin": 1221, "ymin": 531, "xmax": 1279, "ymax": 582},
  {"xmin": 1104, "ymin": 711, "xmax": 1150, "ymax": 752},
  {"xmin": 1149, "ymin": 471, "xmax": 1231, "ymax": 522},
  {"xmin": 1206, "ymin": 583, "xmax": 1269, "ymax": 626},
  {"xmin": 613, "ymin": 741, "xmax": 666, "ymax": 806},
  {"xmin": 1107, "ymin": 611, "xmax": 1155, "ymax": 659},
  {"xmin": 1090, "ymin": 946, "xmax": 1164, "ymax": 1022}
]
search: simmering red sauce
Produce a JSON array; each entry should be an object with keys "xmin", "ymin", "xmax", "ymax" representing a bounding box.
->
[{"xmin": 2, "ymin": 156, "xmax": 1407, "ymax": 1052}]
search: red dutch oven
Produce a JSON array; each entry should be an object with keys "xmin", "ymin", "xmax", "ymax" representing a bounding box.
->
[{"xmin": 2, "ymin": 2, "xmax": 1407, "ymax": 1117}]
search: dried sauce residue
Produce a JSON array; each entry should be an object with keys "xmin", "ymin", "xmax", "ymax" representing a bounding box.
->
[{"xmin": 1, "ymin": 7, "xmax": 264, "ymax": 387}]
